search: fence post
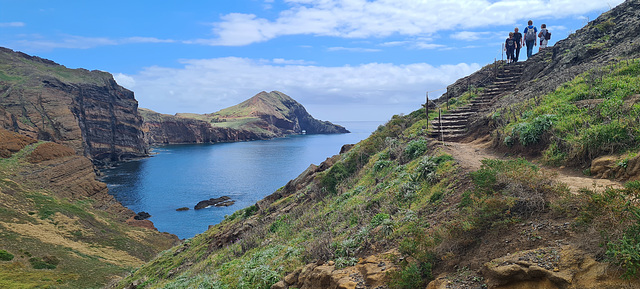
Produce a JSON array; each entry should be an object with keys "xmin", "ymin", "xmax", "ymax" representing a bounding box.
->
[
  {"xmin": 446, "ymin": 92, "xmax": 449, "ymax": 110},
  {"xmin": 425, "ymin": 92, "xmax": 429, "ymax": 129},
  {"xmin": 438, "ymin": 108, "xmax": 443, "ymax": 142}
]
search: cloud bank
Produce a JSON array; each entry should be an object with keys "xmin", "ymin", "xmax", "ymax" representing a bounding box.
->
[
  {"xmin": 115, "ymin": 57, "xmax": 480, "ymax": 121},
  {"xmin": 202, "ymin": 0, "xmax": 622, "ymax": 46}
]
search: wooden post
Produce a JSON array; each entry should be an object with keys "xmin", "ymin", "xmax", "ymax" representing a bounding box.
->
[
  {"xmin": 425, "ymin": 92, "xmax": 429, "ymax": 129},
  {"xmin": 438, "ymin": 108, "xmax": 443, "ymax": 142},
  {"xmin": 446, "ymin": 92, "xmax": 449, "ymax": 110}
]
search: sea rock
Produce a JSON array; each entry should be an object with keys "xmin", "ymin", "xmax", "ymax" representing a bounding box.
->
[
  {"xmin": 176, "ymin": 207, "xmax": 189, "ymax": 211},
  {"xmin": 134, "ymin": 211, "xmax": 151, "ymax": 220},
  {"xmin": 194, "ymin": 196, "xmax": 234, "ymax": 210}
]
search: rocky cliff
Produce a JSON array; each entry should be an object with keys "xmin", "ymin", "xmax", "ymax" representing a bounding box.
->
[
  {"xmin": 144, "ymin": 91, "xmax": 349, "ymax": 145},
  {"xmin": 0, "ymin": 47, "xmax": 147, "ymax": 165},
  {"xmin": 0, "ymin": 128, "xmax": 178, "ymax": 288},
  {"xmin": 141, "ymin": 108, "xmax": 267, "ymax": 144}
]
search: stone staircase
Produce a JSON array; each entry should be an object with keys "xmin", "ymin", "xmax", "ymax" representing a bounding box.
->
[{"xmin": 429, "ymin": 62, "xmax": 524, "ymax": 141}]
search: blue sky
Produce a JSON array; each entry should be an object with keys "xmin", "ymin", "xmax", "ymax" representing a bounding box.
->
[{"xmin": 0, "ymin": 0, "xmax": 623, "ymax": 122}]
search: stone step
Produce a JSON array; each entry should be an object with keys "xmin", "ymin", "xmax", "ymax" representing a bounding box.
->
[
  {"xmin": 431, "ymin": 124, "xmax": 467, "ymax": 131},
  {"xmin": 430, "ymin": 133, "xmax": 467, "ymax": 140}
]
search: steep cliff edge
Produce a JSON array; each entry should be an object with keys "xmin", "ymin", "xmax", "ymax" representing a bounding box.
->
[
  {"xmin": 0, "ymin": 128, "xmax": 178, "ymax": 288},
  {"xmin": 141, "ymin": 108, "xmax": 268, "ymax": 144},
  {"xmin": 0, "ymin": 47, "xmax": 147, "ymax": 165},
  {"xmin": 144, "ymin": 91, "xmax": 349, "ymax": 145}
]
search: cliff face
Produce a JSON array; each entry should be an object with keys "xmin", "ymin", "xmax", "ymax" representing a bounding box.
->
[
  {"xmin": 143, "ymin": 91, "xmax": 349, "ymax": 145},
  {"xmin": 141, "ymin": 108, "xmax": 267, "ymax": 144},
  {"xmin": 0, "ymin": 47, "xmax": 147, "ymax": 165},
  {"xmin": 0, "ymin": 128, "xmax": 178, "ymax": 288}
]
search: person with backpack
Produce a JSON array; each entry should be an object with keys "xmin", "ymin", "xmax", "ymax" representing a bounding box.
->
[
  {"xmin": 513, "ymin": 27, "xmax": 523, "ymax": 62},
  {"xmin": 523, "ymin": 20, "xmax": 537, "ymax": 59},
  {"xmin": 505, "ymin": 32, "xmax": 516, "ymax": 64},
  {"xmin": 538, "ymin": 23, "xmax": 550, "ymax": 50}
]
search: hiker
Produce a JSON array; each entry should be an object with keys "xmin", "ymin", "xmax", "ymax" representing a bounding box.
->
[
  {"xmin": 513, "ymin": 27, "xmax": 523, "ymax": 62},
  {"xmin": 523, "ymin": 20, "xmax": 537, "ymax": 59},
  {"xmin": 505, "ymin": 32, "xmax": 516, "ymax": 64},
  {"xmin": 538, "ymin": 24, "xmax": 550, "ymax": 50}
]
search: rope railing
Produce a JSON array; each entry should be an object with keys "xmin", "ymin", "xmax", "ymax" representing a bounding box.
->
[{"xmin": 424, "ymin": 58, "xmax": 505, "ymax": 143}]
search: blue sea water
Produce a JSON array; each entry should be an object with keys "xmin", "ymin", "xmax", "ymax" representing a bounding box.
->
[{"xmin": 101, "ymin": 121, "xmax": 382, "ymax": 239}]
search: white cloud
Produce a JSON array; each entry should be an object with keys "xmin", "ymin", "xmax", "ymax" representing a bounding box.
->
[
  {"xmin": 12, "ymin": 35, "xmax": 174, "ymax": 51},
  {"xmin": 200, "ymin": 0, "xmax": 624, "ymax": 46},
  {"xmin": 124, "ymin": 57, "xmax": 480, "ymax": 121},
  {"xmin": 0, "ymin": 22, "xmax": 25, "ymax": 27},
  {"xmin": 271, "ymin": 58, "xmax": 316, "ymax": 65},
  {"xmin": 327, "ymin": 47, "xmax": 381, "ymax": 52},
  {"xmin": 113, "ymin": 73, "xmax": 136, "ymax": 88}
]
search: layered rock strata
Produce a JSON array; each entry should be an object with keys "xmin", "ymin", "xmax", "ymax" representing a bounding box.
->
[{"xmin": 0, "ymin": 47, "xmax": 147, "ymax": 165}]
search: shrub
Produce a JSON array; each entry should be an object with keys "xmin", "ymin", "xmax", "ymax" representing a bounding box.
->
[
  {"xmin": 403, "ymin": 139, "xmax": 428, "ymax": 161},
  {"xmin": 29, "ymin": 257, "xmax": 57, "ymax": 269},
  {"xmin": 334, "ymin": 257, "xmax": 358, "ymax": 269},
  {"xmin": 0, "ymin": 250, "xmax": 14, "ymax": 261},
  {"xmin": 243, "ymin": 205, "xmax": 258, "ymax": 218},
  {"xmin": 605, "ymin": 181, "xmax": 640, "ymax": 279},
  {"xmin": 370, "ymin": 213, "xmax": 390, "ymax": 227},
  {"xmin": 388, "ymin": 262, "xmax": 426, "ymax": 289},
  {"xmin": 511, "ymin": 114, "xmax": 555, "ymax": 146}
]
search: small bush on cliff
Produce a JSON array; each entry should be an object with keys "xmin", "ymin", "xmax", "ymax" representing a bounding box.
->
[
  {"xmin": 403, "ymin": 139, "xmax": 428, "ymax": 161},
  {"xmin": 0, "ymin": 249, "xmax": 14, "ymax": 261},
  {"xmin": 29, "ymin": 256, "xmax": 58, "ymax": 269}
]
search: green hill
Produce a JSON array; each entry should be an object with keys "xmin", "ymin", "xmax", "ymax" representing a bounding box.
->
[{"xmin": 115, "ymin": 1, "xmax": 640, "ymax": 288}]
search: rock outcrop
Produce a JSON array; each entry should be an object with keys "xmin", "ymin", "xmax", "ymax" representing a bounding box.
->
[
  {"xmin": 194, "ymin": 196, "xmax": 235, "ymax": 210},
  {"xmin": 142, "ymin": 91, "xmax": 349, "ymax": 145},
  {"xmin": 141, "ymin": 108, "xmax": 266, "ymax": 144},
  {"xmin": 271, "ymin": 252, "xmax": 397, "ymax": 289},
  {"xmin": 480, "ymin": 246, "xmax": 639, "ymax": 289},
  {"xmin": 0, "ymin": 47, "xmax": 148, "ymax": 165}
]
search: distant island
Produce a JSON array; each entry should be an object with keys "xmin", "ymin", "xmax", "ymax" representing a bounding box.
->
[{"xmin": 141, "ymin": 91, "xmax": 349, "ymax": 145}]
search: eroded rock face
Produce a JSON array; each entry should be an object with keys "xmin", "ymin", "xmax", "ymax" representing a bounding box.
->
[
  {"xmin": 141, "ymin": 109, "xmax": 267, "ymax": 144},
  {"xmin": 271, "ymin": 251, "xmax": 397, "ymax": 289},
  {"xmin": 591, "ymin": 153, "xmax": 640, "ymax": 181},
  {"xmin": 481, "ymin": 246, "xmax": 640, "ymax": 289},
  {"xmin": 0, "ymin": 47, "xmax": 148, "ymax": 166}
]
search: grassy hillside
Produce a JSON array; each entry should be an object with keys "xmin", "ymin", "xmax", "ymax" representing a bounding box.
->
[
  {"xmin": 0, "ymin": 131, "xmax": 177, "ymax": 288},
  {"xmin": 118, "ymin": 77, "xmax": 640, "ymax": 287},
  {"xmin": 492, "ymin": 59, "xmax": 640, "ymax": 166},
  {"xmin": 117, "ymin": 3, "xmax": 640, "ymax": 287}
]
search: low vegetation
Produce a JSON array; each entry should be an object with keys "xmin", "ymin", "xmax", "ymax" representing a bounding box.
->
[
  {"xmin": 0, "ymin": 140, "xmax": 175, "ymax": 288},
  {"xmin": 118, "ymin": 57, "xmax": 640, "ymax": 287},
  {"xmin": 493, "ymin": 59, "xmax": 640, "ymax": 165}
]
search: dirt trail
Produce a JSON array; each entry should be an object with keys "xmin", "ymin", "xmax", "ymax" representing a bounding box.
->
[{"xmin": 439, "ymin": 137, "xmax": 623, "ymax": 193}]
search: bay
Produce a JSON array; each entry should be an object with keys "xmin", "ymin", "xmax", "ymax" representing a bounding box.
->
[{"xmin": 101, "ymin": 121, "xmax": 382, "ymax": 239}]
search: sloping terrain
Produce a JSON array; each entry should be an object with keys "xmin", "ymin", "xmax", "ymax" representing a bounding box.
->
[
  {"xmin": 116, "ymin": 1, "xmax": 640, "ymax": 289},
  {"xmin": 142, "ymin": 91, "xmax": 348, "ymax": 145},
  {"xmin": 0, "ymin": 128, "xmax": 178, "ymax": 288},
  {"xmin": 181, "ymin": 91, "xmax": 349, "ymax": 135}
]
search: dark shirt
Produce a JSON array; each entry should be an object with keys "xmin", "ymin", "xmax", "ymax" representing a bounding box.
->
[
  {"xmin": 505, "ymin": 38, "xmax": 515, "ymax": 50},
  {"xmin": 513, "ymin": 32, "xmax": 522, "ymax": 47}
]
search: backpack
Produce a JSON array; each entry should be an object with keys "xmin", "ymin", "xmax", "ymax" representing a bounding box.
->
[
  {"xmin": 525, "ymin": 26, "xmax": 537, "ymax": 41},
  {"xmin": 545, "ymin": 31, "xmax": 551, "ymax": 40}
]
